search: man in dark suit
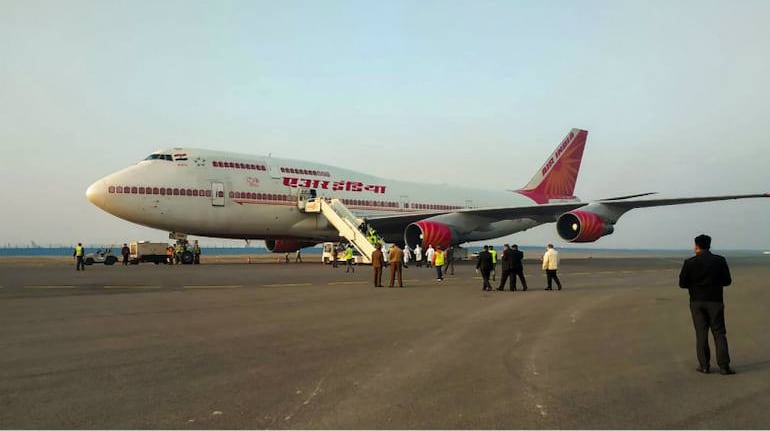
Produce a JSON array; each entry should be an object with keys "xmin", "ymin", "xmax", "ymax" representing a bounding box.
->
[
  {"xmin": 497, "ymin": 244, "xmax": 514, "ymax": 291},
  {"xmin": 679, "ymin": 234, "xmax": 735, "ymax": 375},
  {"xmin": 476, "ymin": 245, "xmax": 494, "ymax": 291},
  {"xmin": 511, "ymin": 244, "xmax": 528, "ymax": 291}
]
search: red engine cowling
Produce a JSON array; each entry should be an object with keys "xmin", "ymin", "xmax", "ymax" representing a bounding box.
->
[
  {"xmin": 404, "ymin": 220, "xmax": 455, "ymax": 249},
  {"xmin": 556, "ymin": 210, "xmax": 615, "ymax": 243},
  {"xmin": 265, "ymin": 239, "xmax": 317, "ymax": 253}
]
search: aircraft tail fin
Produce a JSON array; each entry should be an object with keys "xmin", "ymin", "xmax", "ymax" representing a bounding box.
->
[{"xmin": 516, "ymin": 128, "xmax": 588, "ymax": 204}]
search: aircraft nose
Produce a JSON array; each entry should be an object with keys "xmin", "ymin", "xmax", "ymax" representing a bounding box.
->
[{"xmin": 86, "ymin": 179, "xmax": 107, "ymax": 209}]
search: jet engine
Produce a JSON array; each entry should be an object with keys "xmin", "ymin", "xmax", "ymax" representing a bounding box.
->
[
  {"xmin": 404, "ymin": 220, "xmax": 456, "ymax": 249},
  {"xmin": 556, "ymin": 210, "xmax": 615, "ymax": 243},
  {"xmin": 265, "ymin": 239, "xmax": 317, "ymax": 253}
]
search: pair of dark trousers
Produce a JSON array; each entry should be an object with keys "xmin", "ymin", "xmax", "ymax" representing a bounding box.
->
[
  {"xmin": 123, "ymin": 255, "xmax": 129, "ymax": 265},
  {"xmin": 513, "ymin": 267, "xmax": 528, "ymax": 290},
  {"xmin": 480, "ymin": 269, "xmax": 492, "ymax": 290},
  {"xmin": 76, "ymin": 256, "xmax": 85, "ymax": 271},
  {"xmin": 373, "ymin": 266, "xmax": 383, "ymax": 287},
  {"xmin": 389, "ymin": 262, "xmax": 403, "ymax": 287},
  {"xmin": 546, "ymin": 270, "xmax": 561, "ymax": 290},
  {"xmin": 498, "ymin": 269, "xmax": 514, "ymax": 290},
  {"xmin": 690, "ymin": 301, "xmax": 731, "ymax": 368},
  {"xmin": 436, "ymin": 265, "xmax": 443, "ymax": 280}
]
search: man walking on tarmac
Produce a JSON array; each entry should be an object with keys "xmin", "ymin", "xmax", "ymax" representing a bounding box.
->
[
  {"xmin": 542, "ymin": 244, "xmax": 562, "ymax": 290},
  {"xmin": 497, "ymin": 244, "xmax": 515, "ymax": 291},
  {"xmin": 476, "ymin": 245, "xmax": 494, "ymax": 290},
  {"xmin": 73, "ymin": 243, "xmax": 85, "ymax": 271},
  {"xmin": 445, "ymin": 245, "xmax": 456, "ymax": 276},
  {"xmin": 371, "ymin": 243, "xmax": 384, "ymax": 287},
  {"xmin": 511, "ymin": 244, "xmax": 528, "ymax": 291},
  {"xmin": 121, "ymin": 243, "xmax": 130, "ymax": 266},
  {"xmin": 388, "ymin": 243, "xmax": 404, "ymax": 287},
  {"xmin": 679, "ymin": 234, "xmax": 735, "ymax": 375}
]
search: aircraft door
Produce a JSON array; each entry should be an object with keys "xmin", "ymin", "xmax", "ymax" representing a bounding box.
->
[
  {"xmin": 400, "ymin": 195, "xmax": 410, "ymax": 210},
  {"xmin": 212, "ymin": 182, "xmax": 225, "ymax": 206}
]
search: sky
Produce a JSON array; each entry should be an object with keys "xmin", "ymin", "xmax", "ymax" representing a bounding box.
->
[{"xmin": 0, "ymin": 0, "xmax": 768, "ymax": 249}]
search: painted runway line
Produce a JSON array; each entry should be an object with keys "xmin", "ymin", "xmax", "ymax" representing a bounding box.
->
[
  {"xmin": 25, "ymin": 285, "xmax": 76, "ymax": 289},
  {"xmin": 104, "ymin": 285, "xmax": 161, "ymax": 289}
]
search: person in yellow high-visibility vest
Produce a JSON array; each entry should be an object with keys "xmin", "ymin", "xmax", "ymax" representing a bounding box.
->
[
  {"xmin": 489, "ymin": 245, "xmax": 498, "ymax": 281},
  {"xmin": 73, "ymin": 243, "xmax": 85, "ymax": 271},
  {"xmin": 433, "ymin": 246, "xmax": 445, "ymax": 281},
  {"xmin": 345, "ymin": 244, "xmax": 355, "ymax": 273}
]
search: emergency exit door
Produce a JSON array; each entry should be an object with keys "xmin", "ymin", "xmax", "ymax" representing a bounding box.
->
[{"xmin": 211, "ymin": 182, "xmax": 225, "ymax": 206}]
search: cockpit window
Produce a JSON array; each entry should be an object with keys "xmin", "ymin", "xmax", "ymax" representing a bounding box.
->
[{"xmin": 144, "ymin": 154, "xmax": 173, "ymax": 161}]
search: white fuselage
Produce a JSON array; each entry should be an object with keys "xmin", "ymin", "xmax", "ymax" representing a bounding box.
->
[{"xmin": 86, "ymin": 148, "xmax": 576, "ymax": 244}]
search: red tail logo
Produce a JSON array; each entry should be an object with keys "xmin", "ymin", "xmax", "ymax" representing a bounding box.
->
[{"xmin": 517, "ymin": 129, "xmax": 588, "ymax": 204}]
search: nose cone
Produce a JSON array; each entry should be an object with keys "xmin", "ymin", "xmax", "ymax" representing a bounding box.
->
[{"xmin": 86, "ymin": 179, "xmax": 107, "ymax": 209}]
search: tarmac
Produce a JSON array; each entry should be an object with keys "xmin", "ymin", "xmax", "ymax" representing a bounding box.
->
[{"xmin": 1, "ymin": 255, "xmax": 769, "ymax": 429}]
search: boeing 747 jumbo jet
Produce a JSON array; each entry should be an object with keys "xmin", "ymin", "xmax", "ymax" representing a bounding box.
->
[{"xmin": 86, "ymin": 129, "xmax": 768, "ymax": 255}]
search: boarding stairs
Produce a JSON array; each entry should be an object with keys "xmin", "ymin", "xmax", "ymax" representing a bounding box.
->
[{"xmin": 302, "ymin": 197, "xmax": 380, "ymax": 264}]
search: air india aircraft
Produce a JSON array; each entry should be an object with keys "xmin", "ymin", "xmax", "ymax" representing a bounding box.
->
[{"xmin": 86, "ymin": 129, "xmax": 768, "ymax": 253}]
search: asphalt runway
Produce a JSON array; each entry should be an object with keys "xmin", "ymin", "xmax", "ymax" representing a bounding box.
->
[{"xmin": 1, "ymin": 256, "xmax": 769, "ymax": 429}]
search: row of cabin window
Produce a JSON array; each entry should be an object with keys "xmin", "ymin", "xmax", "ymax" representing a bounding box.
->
[
  {"xmin": 340, "ymin": 198, "xmax": 399, "ymax": 208},
  {"xmin": 230, "ymin": 191, "xmax": 292, "ymax": 201},
  {"xmin": 411, "ymin": 203, "xmax": 463, "ymax": 210},
  {"xmin": 212, "ymin": 161, "xmax": 267, "ymax": 171},
  {"xmin": 279, "ymin": 167, "xmax": 331, "ymax": 177},
  {"xmin": 109, "ymin": 186, "xmax": 215, "ymax": 197}
]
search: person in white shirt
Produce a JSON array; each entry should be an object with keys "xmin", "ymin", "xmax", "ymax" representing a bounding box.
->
[
  {"xmin": 414, "ymin": 244, "xmax": 423, "ymax": 267},
  {"xmin": 542, "ymin": 244, "xmax": 562, "ymax": 291},
  {"xmin": 403, "ymin": 245, "xmax": 412, "ymax": 267},
  {"xmin": 426, "ymin": 245, "xmax": 435, "ymax": 268}
]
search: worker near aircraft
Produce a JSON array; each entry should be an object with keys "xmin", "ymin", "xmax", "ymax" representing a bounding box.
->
[
  {"xmin": 433, "ymin": 246, "xmax": 445, "ymax": 281},
  {"xmin": 388, "ymin": 243, "xmax": 404, "ymax": 287},
  {"xmin": 371, "ymin": 243, "xmax": 384, "ymax": 287},
  {"xmin": 345, "ymin": 244, "xmax": 355, "ymax": 273},
  {"xmin": 193, "ymin": 240, "xmax": 202, "ymax": 264},
  {"xmin": 73, "ymin": 243, "xmax": 86, "ymax": 271},
  {"xmin": 121, "ymin": 243, "xmax": 130, "ymax": 266},
  {"xmin": 489, "ymin": 245, "xmax": 498, "ymax": 281}
]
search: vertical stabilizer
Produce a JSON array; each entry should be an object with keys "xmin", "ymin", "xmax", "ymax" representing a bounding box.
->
[{"xmin": 517, "ymin": 129, "xmax": 588, "ymax": 204}]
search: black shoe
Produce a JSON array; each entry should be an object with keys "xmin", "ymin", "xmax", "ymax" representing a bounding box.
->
[
  {"xmin": 522, "ymin": 287, "xmax": 528, "ymax": 291},
  {"xmin": 557, "ymin": 287, "xmax": 562, "ymax": 291},
  {"xmin": 512, "ymin": 288, "xmax": 517, "ymax": 291},
  {"xmin": 545, "ymin": 287, "xmax": 552, "ymax": 291},
  {"xmin": 696, "ymin": 366, "xmax": 710, "ymax": 374},
  {"xmin": 496, "ymin": 288, "xmax": 504, "ymax": 291},
  {"xmin": 720, "ymin": 367, "xmax": 736, "ymax": 375}
]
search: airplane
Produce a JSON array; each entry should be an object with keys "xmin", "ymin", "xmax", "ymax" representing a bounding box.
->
[{"xmin": 86, "ymin": 129, "xmax": 768, "ymax": 254}]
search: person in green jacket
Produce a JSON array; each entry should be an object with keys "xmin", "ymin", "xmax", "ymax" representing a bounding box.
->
[
  {"xmin": 489, "ymin": 245, "xmax": 498, "ymax": 281},
  {"xmin": 345, "ymin": 244, "xmax": 355, "ymax": 273}
]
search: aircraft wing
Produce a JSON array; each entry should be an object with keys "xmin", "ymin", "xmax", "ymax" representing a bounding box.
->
[
  {"xmin": 598, "ymin": 193, "xmax": 770, "ymax": 210},
  {"xmin": 367, "ymin": 193, "xmax": 769, "ymax": 232}
]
